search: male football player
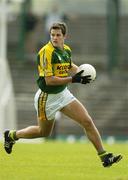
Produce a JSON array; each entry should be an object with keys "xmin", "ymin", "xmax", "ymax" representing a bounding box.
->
[{"xmin": 4, "ymin": 22, "xmax": 122, "ymax": 167}]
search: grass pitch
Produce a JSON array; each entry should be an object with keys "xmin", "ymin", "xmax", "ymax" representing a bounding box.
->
[{"xmin": 0, "ymin": 140, "xmax": 127, "ymax": 180}]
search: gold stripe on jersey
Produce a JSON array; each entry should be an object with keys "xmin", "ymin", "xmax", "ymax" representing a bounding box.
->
[
  {"xmin": 38, "ymin": 92, "xmax": 48, "ymax": 121},
  {"xmin": 53, "ymin": 63, "xmax": 71, "ymax": 77}
]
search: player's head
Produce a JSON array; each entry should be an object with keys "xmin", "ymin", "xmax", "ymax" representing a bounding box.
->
[
  {"xmin": 50, "ymin": 22, "xmax": 67, "ymax": 36},
  {"xmin": 49, "ymin": 22, "xmax": 67, "ymax": 48}
]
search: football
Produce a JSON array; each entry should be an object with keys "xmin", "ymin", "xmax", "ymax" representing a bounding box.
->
[{"xmin": 78, "ymin": 64, "xmax": 96, "ymax": 81}]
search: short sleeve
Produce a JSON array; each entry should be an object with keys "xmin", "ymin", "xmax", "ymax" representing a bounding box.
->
[
  {"xmin": 43, "ymin": 49, "xmax": 53, "ymax": 76},
  {"xmin": 38, "ymin": 48, "xmax": 53, "ymax": 77}
]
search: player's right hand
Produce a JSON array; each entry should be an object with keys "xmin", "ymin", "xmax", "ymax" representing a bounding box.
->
[{"xmin": 72, "ymin": 70, "xmax": 91, "ymax": 84}]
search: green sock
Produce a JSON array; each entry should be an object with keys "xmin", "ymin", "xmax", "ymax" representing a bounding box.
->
[
  {"xmin": 9, "ymin": 130, "xmax": 19, "ymax": 141},
  {"xmin": 98, "ymin": 151, "xmax": 107, "ymax": 160}
]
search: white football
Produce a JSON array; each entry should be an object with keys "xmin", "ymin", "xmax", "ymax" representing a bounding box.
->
[{"xmin": 78, "ymin": 64, "xmax": 96, "ymax": 81}]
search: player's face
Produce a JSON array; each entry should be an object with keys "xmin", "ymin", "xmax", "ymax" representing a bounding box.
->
[{"xmin": 50, "ymin": 29, "xmax": 66, "ymax": 49}]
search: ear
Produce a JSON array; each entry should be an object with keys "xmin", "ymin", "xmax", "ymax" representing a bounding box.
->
[{"xmin": 64, "ymin": 34, "xmax": 68, "ymax": 40}]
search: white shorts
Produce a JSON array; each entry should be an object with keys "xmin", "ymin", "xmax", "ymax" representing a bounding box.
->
[{"xmin": 34, "ymin": 88, "xmax": 76, "ymax": 121}]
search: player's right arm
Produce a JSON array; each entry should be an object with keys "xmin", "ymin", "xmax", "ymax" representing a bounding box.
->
[
  {"xmin": 45, "ymin": 76, "xmax": 72, "ymax": 85},
  {"xmin": 38, "ymin": 48, "xmax": 90, "ymax": 85}
]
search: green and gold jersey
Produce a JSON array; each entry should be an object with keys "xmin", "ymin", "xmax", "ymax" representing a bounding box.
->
[{"xmin": 37, "ymin": 41, "xmax": 72, "ymax": 94}]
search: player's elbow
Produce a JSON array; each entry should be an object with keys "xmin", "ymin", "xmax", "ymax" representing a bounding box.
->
[{"xmin": 45, "ymin": 76, "xmax": 55, "ymax": 85}]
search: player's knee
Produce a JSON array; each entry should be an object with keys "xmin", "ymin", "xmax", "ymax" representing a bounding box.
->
[{"xmin": 81, "ymin": 116, "xmax": 93, "ymax": 129}]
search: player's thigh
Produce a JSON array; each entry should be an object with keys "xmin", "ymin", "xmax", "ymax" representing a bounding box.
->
[
  {"xmin": 38, "ymin": 119, "xmax": 55, "ymax": 136},
  {"xmin": 60, "ymin": 99, "xmax": 92, "ymax": 125}
]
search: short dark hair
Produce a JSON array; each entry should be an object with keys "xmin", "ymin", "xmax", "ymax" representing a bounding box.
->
[{"xmin": 49, "ymin": 22, "xmax": 67, "ymax": 35}]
